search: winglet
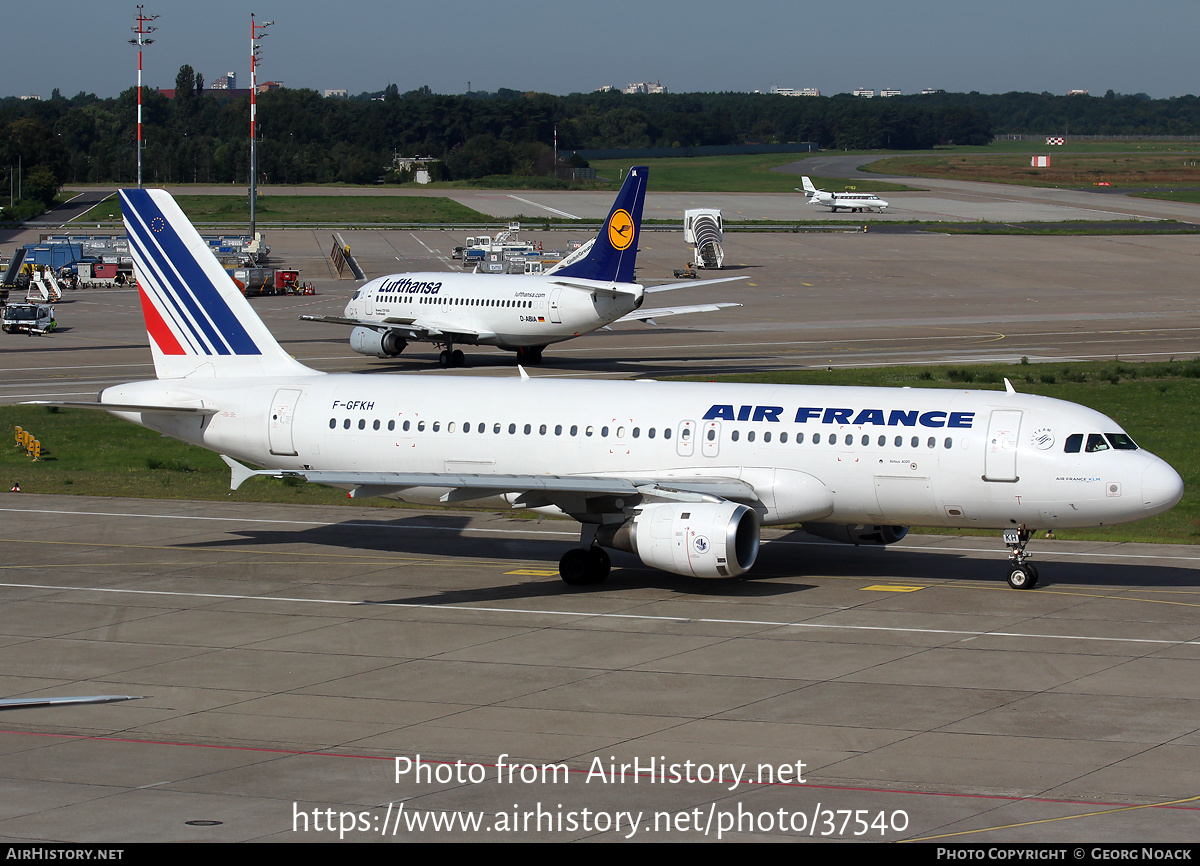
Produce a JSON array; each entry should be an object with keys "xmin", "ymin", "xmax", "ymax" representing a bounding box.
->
[
  {"xmin": 518, "ymin": 365, "xmax": 529, "ymax": 381},
  {"xmin": 1004, "ymin": 377, "xmax": 1016, "ymax": 394}
]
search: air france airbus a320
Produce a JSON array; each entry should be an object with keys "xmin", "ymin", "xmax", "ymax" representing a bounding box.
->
[
  {"xmin": 798, "ymin": 176, "xmax": 890, "ymax": 213},
  {"xmin": 301, "ymin": 166, "xmax": 742, "ymax": 367},
  {"xmin": 33, "ymin": 189, "xmax": 1183, "ymax": 591}
]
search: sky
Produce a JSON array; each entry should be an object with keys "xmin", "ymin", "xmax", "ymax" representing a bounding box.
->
[{"xmin": 6, "ymin": 1, "xmax": 1199, "ymax": 101}]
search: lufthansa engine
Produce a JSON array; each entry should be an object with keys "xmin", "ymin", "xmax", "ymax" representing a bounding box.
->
[
  {"xmin": 596, "ymin": 501, "xmax": 760, "ymax": 578},
  {"xmin": 802, "ymin": 523, "xmax": 909, "ymax": 546},
  {"xmin": 350, "ymin": 327, "xmax": 407, "ymax": 358}
]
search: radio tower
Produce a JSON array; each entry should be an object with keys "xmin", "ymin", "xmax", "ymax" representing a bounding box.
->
[
  {"xmin": 250, "ymin": 13, "xmax": 272, "ymax": 238},
  {"xmin": 129, "ymin": 6, "xmax": 158, "ymax": 189}
]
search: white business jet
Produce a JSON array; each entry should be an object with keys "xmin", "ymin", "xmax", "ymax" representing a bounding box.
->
[
  {"xmin": 33, "ymin": 189, "xmax": 1183, "ymax": 591},
  {"xmin": 301, "ymin": 166, "xmax": 742, "ymax": 367},
  {"xmin": 798, "ymin": 176, "xmax": 889, "ymax": 213}
]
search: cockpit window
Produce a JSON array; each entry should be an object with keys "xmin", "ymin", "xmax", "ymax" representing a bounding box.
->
[
  {"xmin": 1065, "ymin": 434, "xmax": 1083, "ymax": 453},
  {"xmin": 1085, "ymin": 433, "xmax": 1110, "ymax": 453},
  {"xmin": 1105, "ymin": 433, "xmax": 1138, "ymax": 451}
]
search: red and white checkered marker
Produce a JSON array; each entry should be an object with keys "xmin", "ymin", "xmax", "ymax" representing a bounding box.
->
[{"xmin": 1046, "ymin": 137, "xmax": 1065, "ymax": 145}]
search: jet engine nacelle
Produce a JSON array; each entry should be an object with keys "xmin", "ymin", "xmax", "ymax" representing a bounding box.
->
[
  {"xmin": 802, "ymin": 523, "xmax": 909, "ymax": 546},
  {"xmin": 350, "ymin": 327, "xmax": 406, "ymax": 358},
  {"xmin": 597, "ymin": 501, "xmax": 760, "ymax": 578}
]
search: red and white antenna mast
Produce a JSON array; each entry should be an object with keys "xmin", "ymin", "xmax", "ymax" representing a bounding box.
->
[
  {"xmin": 129, "ymin": 6, "xmax": 158, "ymax": 189},
  {"xmin": 250, "ymin": 13, "xmax": 272, "ymax": 237}
]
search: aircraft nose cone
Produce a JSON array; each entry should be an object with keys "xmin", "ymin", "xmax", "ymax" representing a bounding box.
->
[{"xmin": 1142, "ymin": 460, "xmax": 1184, "ymax": 514}]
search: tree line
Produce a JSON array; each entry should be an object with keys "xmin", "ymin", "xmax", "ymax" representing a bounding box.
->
[{"xmin": 2, "ymin": 73, "xmax": 1198, "ymax": 218}]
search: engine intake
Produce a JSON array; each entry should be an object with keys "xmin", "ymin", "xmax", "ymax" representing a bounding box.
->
[
  {"xmin": 350, "ymin": 327, "xmax": 406, "ymax": 358},
  {"xmin": 596, "ymin": 501, "xmax": 759, "ymax": 578}
]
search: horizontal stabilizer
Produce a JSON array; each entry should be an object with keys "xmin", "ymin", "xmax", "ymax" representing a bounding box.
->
[
  {"xmin": 548, "ymin": 278, "xmax": 641, "ymax": 299},
  {"xmin": 644, "ymin": 275, "xmax": 748, "ymax": 294}
]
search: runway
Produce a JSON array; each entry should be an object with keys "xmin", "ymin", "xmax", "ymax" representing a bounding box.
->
[
  {"xmin": 1, "ymin": 184, "xmax": 1199, "ymax": 842},
  {"xmin": 2, "ymin": 495, "xmax": 1199, "ymax": 842}
]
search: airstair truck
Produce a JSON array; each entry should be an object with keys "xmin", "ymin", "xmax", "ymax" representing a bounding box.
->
[{"xmin": 683, "ymin": 208, "xmax": 724, "ymax": 270}]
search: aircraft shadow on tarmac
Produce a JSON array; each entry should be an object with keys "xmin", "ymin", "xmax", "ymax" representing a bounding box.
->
[
  {"xmin": 175, "ymin": 514, "xmax": 1198, "ymax": 605},
  {"xmin": 335, "ymin": 351, "xmax": 804, "ymax": 378}
]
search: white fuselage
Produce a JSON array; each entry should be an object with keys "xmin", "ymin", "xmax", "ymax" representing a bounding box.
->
[
  {"xmin": 346, "ymin": 273, "xmax": 641, "ymax": 350},
  {"xmin": 101, "ymin": 374, "xmax": 1182, "ymax": 531},
  {"xmin": 811, "ymin": 192, "xmax": 889, "ymax": 212}
]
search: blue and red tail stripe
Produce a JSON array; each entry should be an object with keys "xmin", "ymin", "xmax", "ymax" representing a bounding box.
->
[{"xmin": 121, "ymin": 189, "xmax": 262, "ymax": 356}]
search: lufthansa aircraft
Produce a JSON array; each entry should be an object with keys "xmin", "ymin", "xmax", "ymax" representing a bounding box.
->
[
  {"xmin": 301, "ymin": 166, "xmax": 742, "ymax": 367},
  {"xmin": 35, "ymin": 189, "xmax": 1183, "ymax": 590},
  {"xmin": 798, "ymin": 176, "xmax": 890, "ymax": 213}
]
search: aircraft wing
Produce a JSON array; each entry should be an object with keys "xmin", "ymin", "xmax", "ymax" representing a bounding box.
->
[
  {"xmin": 222, "ymin": 456, "xmax": 757, "ymax": 511},
  {"xmin": 21, "ymin": 400, "xmax": 218, "ymax": 415},
  {"xmin": 615, "ymin": 302, "xmax": 741, "ymax": 325},
  {"xmin": 644, "ymin": 275, "xmax": 748, "ymax": 294},
  {"xmin": 300, "ymin": 314, "xmax": 372, "ymax": 327},
  {"xmin": 298, "ymin": 314, "xmax": 491, "ymax": 343},
  {"xmin": 0, "ymin": 695, "xmax": 144, "ymax": 710}
]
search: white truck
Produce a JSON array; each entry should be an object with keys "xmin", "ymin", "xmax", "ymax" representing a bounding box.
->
[{"xmin": 2, "ymin": 303, "xmax": 56, "ymax": 335}]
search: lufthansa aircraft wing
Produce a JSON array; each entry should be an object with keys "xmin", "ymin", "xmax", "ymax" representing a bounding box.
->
[{"xmin": 616, "ymin": 302, "xmax": 741, "ymax": 324}]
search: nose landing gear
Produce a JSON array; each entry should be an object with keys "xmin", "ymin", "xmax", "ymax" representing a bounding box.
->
[{"xmin": 1003, "ymin": 525, "xmax": 1039, "ymax": 589}]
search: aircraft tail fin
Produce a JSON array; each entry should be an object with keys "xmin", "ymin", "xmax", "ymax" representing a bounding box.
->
[
  {"xmin": 800, "ymin": 176, "xmax": 818, "ymax": 196},
  {"xmin": 120, "ymin": 189, "xmax": 312, "ymax": 380},
  {"xmin": 552, "ymin": 165, "xmax": 647, "ymax": 284}
]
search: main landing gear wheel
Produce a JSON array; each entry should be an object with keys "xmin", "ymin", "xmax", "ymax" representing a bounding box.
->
[
  {"xmin": 558, "ymin": 547, "xmax": 610, "ymax": 586},
  {"xmin": 516, "ymin": 346, "xmax": 543, "ymax": 365},
  {"xmin": 438, "ymin": 349, "xmax": 466, "ymax": 368}
]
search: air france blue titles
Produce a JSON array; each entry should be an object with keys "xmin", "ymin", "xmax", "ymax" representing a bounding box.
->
[{"xmin": 702, "ymin": 405, "xmax": 975, "ymax": 429}]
